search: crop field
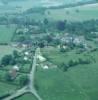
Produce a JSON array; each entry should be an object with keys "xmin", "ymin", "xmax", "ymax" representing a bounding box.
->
[
  {"xmin": 36, "ymin": 47, "xmax": 98, "ymax": 100},
  {"xmin": 45, "ymin": 3, "xmax": 98, "ymax": 21},
  {"xmin": 0, "ymin": 25, "xmax": 16, "ymax": 43}
]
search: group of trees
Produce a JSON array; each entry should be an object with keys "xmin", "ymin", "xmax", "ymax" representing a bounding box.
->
[
  {"xmin": 60, "ymin": 58, "xmax": 92, "ymax": 72},
  {"xmin": 0, "ymin": 50, "xmax": 19, "ymax": 67}
]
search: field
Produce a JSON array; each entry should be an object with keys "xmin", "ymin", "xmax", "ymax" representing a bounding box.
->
[
  {"xmin": 15, "ymin": 94, "xmax": 37, "ymax": 100},
  {"xmin": 35, "ymin": 47, "xmax": 98, "ymax": 100},
  {"xmin": 0, "ymin": 25, "xmax": 16, "ymax": 43},
  {"xmin": 41, "ymin": 47, "xmax": 92, "ymax": 66},
  {"xmin": 45, "ymin": 3, "xmax": 98, "ymax": 21},
  {"xmin": 0, "ymin": 45, "xmax": 22, "ymax": 60},
  {"xmin": 0, "ymin": 82, "xmax": 17, "ymax": 97}
]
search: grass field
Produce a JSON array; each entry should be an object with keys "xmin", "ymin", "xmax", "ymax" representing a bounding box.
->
[
  {"xmin": 0, "ymin": 45, "xmax": 22, "ymax": 60},
  {"xmin": 36, "ymin": 47, "xmax": 98, "ymax": 100},
  {"xmin": 41, "ymin": 47, "xmax": 91, "ymax": 66},
  {"xmin": 16, "ymin": 94, "xmax": 37, "ymax": 100},
  {"xmin": 0, "ymin": 25, "xmax": 16, "ymax": 43},
  {"xmin": 45, "ymin": 3, "xmax": 98, "ymax": 21},
  {"xmin": 0, "ymin": 82, "xmax": 17, "ymax": 97}
]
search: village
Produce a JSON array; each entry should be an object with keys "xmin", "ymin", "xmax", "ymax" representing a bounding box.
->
[{"xmin": 0, "ymin": 0, "xmax": 98, "ymax": 100}]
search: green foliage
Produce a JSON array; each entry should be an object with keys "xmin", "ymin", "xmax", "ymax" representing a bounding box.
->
[
  {"xmin": 1, "ymin": 55, "xmax": 13, "ymax": 66},
  {"xmin": 19, "ymin": 75, "xmax": 29, "ymax": 87},
  {"xmin": 56, "ymin": 21, "xmax": 66, "ymax": 31}
]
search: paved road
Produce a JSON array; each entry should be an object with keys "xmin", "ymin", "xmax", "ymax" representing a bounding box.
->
[
  {"xmin": 28, "ymin": 48, "xmax": 42, "ymax": 100},
  {"xmin": 3, "ymin": 48, "xmax": 42, "ymax": 100}
]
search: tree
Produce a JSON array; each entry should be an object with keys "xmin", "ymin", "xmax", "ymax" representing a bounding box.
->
[
  {"xmin": 75, "ymin": 9, "xmax": 79, "ymax": 13},
  {"xmin": 57, "ymin": 21, "xmax": 66, "ymax": 31},
  {"xmin": 43, "ymin": 18, "xmax": 48, "ymax": 25},
  {"xmin": 1, "ymin": 55, "xmax": 13, "ymax": 66},
  {"xmin": 5, "ymin": 72, "xmax": 13, "ymax": 81},
  {"xmin": 68, "ymin": 60, "xmax": 78, "ymax": 67},
  {"xmin": 13, "ymin": 50, "xmax": 19, "ymax": 58},
  {"xmin": 60, "ymin": 63, "xmax": 69, "ymax": 72},
  {"xmin": 60, "ymin": 47, "xmax": 66, "ymax": 52},
  {"xmin": 18, "ymin": 35, "xmax": 26, "ymax": 42},
  {"xmin": 19, "ymin": 75, "xmax": 29, "ymax": 87}
]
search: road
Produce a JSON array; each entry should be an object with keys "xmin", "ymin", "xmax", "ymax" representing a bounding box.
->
[
  {"xmin": 3, "ymin": 48, "xmax": 42, "ymax": 100},
  {"xmin": 28, "ymin": 48, "xmax": 42, "ymax": 100},
  {"xmin": 3, "ymin": 86, "xmax": 28, "ymax": 100}
]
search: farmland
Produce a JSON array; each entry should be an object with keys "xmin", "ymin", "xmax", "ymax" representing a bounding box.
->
[
  {"xmin": 0, "ymin": 45, "xmax": 22, "ymax": 60},
  {"xmin": 15, "ymin": 94, "xmax": 37, "ymax": 100},
  {"xmin": 0, "ymin": 82, "xmax": 18, "ymax": 97},
  {"xmin": 36, "ymin": 47, "xmax": 98, "ymax": 100},
  {"xmin": 45, "ymin": 3, "xmax": 98, "ymax": 21},
  {"xmin": 0, "ymin": 25, "xmax": 16, "ymax": 44}
]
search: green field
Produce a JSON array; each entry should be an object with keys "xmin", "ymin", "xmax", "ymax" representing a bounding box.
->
[
  {"xmin": 16, "ymin": 94, "xmax": 37, "ymax": 100},
  {"xmin": 0, "ymin": 45, "xmax": 22, "ymax": 60},
  {"xmin": 45, "ymin": 3, "xmax": 98, "ymax": 21},
  {"xmin": 0, "ymin": 25, "xmax": 16, "ymax": 43},
  {"xmin": 36, "ymin": 47, "xmax": 98, "ymax": 100},
  {"xmin": 0, "ymin": 82, "xmax": 17, "ymax": 97},
  {"xmin": 41, "ymin": 47, "xmax": 91, "ymax": 66}
]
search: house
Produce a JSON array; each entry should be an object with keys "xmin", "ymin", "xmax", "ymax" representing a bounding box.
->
[
  {"xmin": 43, "ymin": 65, "xmax": 49, "ymax": 69},
  {"xmin": 24, "ymin": 56, "xmax": 28, "ymax": 61},
  {"xmin": 24, "ymin": 51, "xmax": 29, "ymax": 56},
  {"xmin": 8, "ymin": 65, "xmax": 19, "ymax": 80}
]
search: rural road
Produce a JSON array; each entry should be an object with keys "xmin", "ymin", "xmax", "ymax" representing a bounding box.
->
[{"xmin": 3, "ymin": 48, "xmax": 42, "ymax": 100}]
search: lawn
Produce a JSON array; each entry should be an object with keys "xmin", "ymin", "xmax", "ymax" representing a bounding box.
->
[
  {"xmin": 36, "ymin": 47, "xmax": 98, "ymax": 100},
  {"xmin": 0, "ymin": 25, "xmax": 16, "ymax": 43},
  {"xmin": 45, "ymin": 3, "xmax": 98, "ymax": 21}
]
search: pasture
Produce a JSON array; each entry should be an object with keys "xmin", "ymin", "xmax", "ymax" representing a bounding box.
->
[
  {"xmin": 36, "ymin": 47, "xmax": 98, "ymax": 100},
  {"xmin": 0, "ymin": 82, "xmax": 17, "ymax": 97},
  {"xmin": 45, "ymin": 3, "xmax": 98, "ymax": 21},
  {"xmin": 16, "ymin": 94, "xmax": 37, "ymax": 100},
  {"xmin": 0, "ymin": 25, "xmax": 16, "ymax": 43},
  {"xmin": 0, "ymin": 45, "xmax": 22, "ymax": 60}
]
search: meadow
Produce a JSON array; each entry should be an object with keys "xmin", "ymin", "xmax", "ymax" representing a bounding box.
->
[
  {"xmin": 0, "ymin": 25, "xmax": 16, "ymax": 43},
  {"xmin": 35, "ymin": 47, "xmax": 98, "ymax": 100},
  {"xmin": 0, "ymin": 45, "xmax": 22, "ymax": 60},
  {"xmin": 0, "ymin": 82, "xmax": 17, "ymax": 97},
  {"xmin": 15, "ymin": 94, "xmax": 37, "ymax": 100},
  {"xmin": 45, "ymin": 3, "xmax": 98, "ymax": 21}
]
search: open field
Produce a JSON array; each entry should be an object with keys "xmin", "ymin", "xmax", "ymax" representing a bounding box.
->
[
  {"xmin": 0, "ymin": 45, "xmax": 22, "ymax": 60},
  {"xmin": 45, "ymin": 3, "xmax": 98, "ymax": 21},
  {"xmin": 0, "ymin": 25, "xmax": 16, "ymax": 43},
  {"xmin": 36, "ymin": 47, "xmax": 98, "ymax": 100},
  {"xmin": 41, "ymin": 47, "xmax": 91, "ymax": 66},
  {"xmin": 0, "ymin": 82, "xmax": 17, "ymax": 97},
  {"xmin": 16, "ymin": 93, "xmax": 37, "ymax": 100}
]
